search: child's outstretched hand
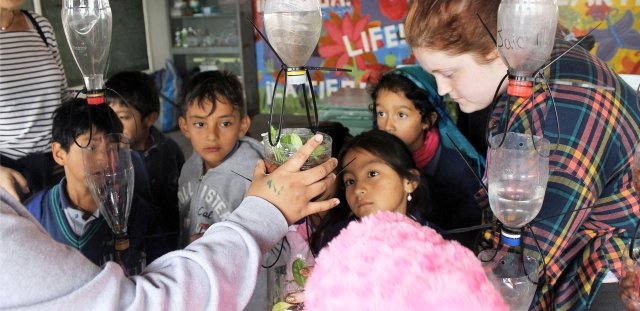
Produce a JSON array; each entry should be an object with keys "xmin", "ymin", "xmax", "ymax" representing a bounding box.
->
[{"xmin": 247, "ymin": 134, "xmax": 339, "ymax": 225}]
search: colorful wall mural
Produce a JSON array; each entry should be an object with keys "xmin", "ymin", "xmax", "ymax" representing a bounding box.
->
[
  {"xmin": 558, "ymin": 0, "xmax": 640, "ymax": 75},
  {"xmin": 254, "ymin": 0, "xmax": 640, "ymax": 114},
  {"xmin": 254, "ymin": 0, "xmax": 413, "ymax": 114}
]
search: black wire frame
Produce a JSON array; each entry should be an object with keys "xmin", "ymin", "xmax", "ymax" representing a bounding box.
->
[
  {"xmin": 247, "ymin": 17, "xmax": 351, "ymax": 146},
  {"xmin": 476, "ymin": 223, "xmax": 547, "ymax": 285},
  {"xmin": 69, "ymin": 87, "xmax": 131, "ymax": 150}
]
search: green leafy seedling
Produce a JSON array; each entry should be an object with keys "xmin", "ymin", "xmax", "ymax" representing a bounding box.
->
[
  {"xmin": 292, "ymin": 258, "xmax": 307, "ymax": 287},
  {"xmin": 272, "ymin": 301, "xmax": 295, "ymax": 311},
  {"xmin": 269, "ymin": 126, "xmax": 327, "ymax": 165}
]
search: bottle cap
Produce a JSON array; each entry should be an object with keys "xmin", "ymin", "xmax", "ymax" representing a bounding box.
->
[
  {"xmin": 87, "ymin": 92, "xmax": 105, "ymax": 105},
  {"xmin": 500, "ymin": 229, "xmax": 522, "ymax": 247},
  {"xmin": 507, "ymin": 78, "xmax": 533, "ymax": 98},
  {"xmin": 286, "ymin": 70, "xmax": 307, "ymax": 85},
  {"xmin": 115, "ymin": 238, "xmax": 130, "ymax": 251}
]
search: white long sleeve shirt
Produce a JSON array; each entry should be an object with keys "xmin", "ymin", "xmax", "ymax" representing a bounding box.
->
[{"xmin": 0, "ymin": 188, "xmax": 287, "ymax": 310}]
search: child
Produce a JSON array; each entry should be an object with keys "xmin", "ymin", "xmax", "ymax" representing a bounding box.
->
[
  {"xmin": 24, "ymin": 99, "xmax": 169, "ymax": 270},
  {"xmin": 176, "ymin": 70, "xmax": 271, "ymax": 310},
  {"xmin": 106, "ymin": 71, "xmax": 185, "ymax": 249},
  {"xmin": 177, "ymin": 69, "xmax": 261, "ymax": 245},
  {"xmin": 280, "ymin": 129, "xmax": 435, "ymax": 305},
  {"xmin": 314, "ymin": 129, "xmax": 431, "ymax": 251},
  {"xmin": 371, "ymin": 66, "xmax": 485, "ymax": 250}
]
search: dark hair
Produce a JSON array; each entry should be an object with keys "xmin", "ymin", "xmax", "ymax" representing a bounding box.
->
[
  {"xmin": 52, "ymin": 99, "xmax": 123, "ymax": 151},
  {"xmin": 405, "ymin": 0, "xmax": 501, "ymax": 64},
  {"xmin": 338, "ymin": 129, "xmax": 429, "ymax": 218},
  {"xmin": 316, "ymin": 121, "xmax": 353, "ymax": 158},
  {"xmin": 308, "ymin": 121, "xmax": 353, "ymax": 257},
  {"xmin": 179, "ymin": 70, "xmax": 246, "ymax": 117},
  {"xmin": 105, "ymin": 71, "xmax": 160, "ymax": 119},
  {"xmin": 370, "ymin": 72, "xmax": 438, "ymax": 127}
]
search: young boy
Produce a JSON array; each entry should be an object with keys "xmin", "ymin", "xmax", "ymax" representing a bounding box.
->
[
  {"xmin": 177, "ymin": 70, "xmax": 281, "ymax": 310},
  {"xmin": 177, "ymin": 70, "xmax": 262, "ymax": 246},
  {"xmin": 106, "ymin": 71, "xmax": 185, "ymax": 249},
  {"xmin": 24, "ymin": 99, "xmax": 169, "ymax": 269}
]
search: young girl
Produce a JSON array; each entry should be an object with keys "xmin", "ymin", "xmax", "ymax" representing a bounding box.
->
[
  {"xmin": 279, "ymin": 129, "xmax": 431, "ymax": 307},
  {"xmin": 371, "ymin": 66, "xmax": 485, "ymax": 249},
  {"xmin": 314, "ymin": 129, "xmax": 431, "ymax": 250}
]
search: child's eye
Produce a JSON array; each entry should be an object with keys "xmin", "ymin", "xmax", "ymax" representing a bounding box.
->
[
  {"xmin": 377, "ymin": 111, "xmax": 386, "ymax": 118},
  {"xmin": 398, "ymin": 112, "xmax": 408, "ymax": 119},
  {"xmin": 367, "ymin": 170, "xmax": 379, "ymax": 178},
  {"xmin": 343, "ymin": 178, "xmax": 355, "ymax": 186},
  {"xmin": 193, "ymin": 122, "xmax": 205, "ymax": 128},
  {"xmin": 220, "ymin": 121, "xmax": 232, "ymax": 127}
]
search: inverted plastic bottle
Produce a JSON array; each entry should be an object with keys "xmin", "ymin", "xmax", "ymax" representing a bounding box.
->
[
  {"xmin": 62, "ymin": 0, "xmax": 112, "ymax": 104},
  {"xmin": 263, "ymin": 0, "xmax": 322, "ymax": 85},
  {"xmin": 497, "ymin": 0, "xmax": 558, "ymax": 97}
]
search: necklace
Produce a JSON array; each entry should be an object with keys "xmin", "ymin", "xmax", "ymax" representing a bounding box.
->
[{"xmin": 0, "ymin": 10, "xmax": 15, "ymax": 31}]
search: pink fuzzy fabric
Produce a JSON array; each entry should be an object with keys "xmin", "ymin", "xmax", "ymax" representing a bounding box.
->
[{"xmin": 305, "ymin": 211, "xmax": 508, "ymax": 311}]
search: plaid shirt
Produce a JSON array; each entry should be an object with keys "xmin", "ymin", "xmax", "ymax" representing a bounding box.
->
[{"xmin": 479, "ymin": 39, "xmax": 640, "ymax": 310}]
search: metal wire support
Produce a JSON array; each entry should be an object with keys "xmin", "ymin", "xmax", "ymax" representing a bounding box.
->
[{"xmin": 247, "ymin": 17, "xmax": 350, "ymax": 146}]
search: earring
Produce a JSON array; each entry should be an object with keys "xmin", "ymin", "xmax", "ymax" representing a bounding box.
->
[{"xmin": 407, "ymin": 193, "xmax": 412, "ymax": 202}]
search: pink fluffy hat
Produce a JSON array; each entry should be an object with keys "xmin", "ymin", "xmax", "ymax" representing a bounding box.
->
[{"xmin": 304, "ymin": 211, "xmax": 508, "ymax": 310}]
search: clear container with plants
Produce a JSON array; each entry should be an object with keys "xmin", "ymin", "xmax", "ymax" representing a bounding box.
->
[{"xmin": 263, "ymin": 127, "xmax": 332, "ymax": 172}]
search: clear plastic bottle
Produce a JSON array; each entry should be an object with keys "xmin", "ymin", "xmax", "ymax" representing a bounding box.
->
[
  {"xmin": 62, "ymin": 0, "xmax": 112, "ymax": 104},
  {"xmin": 263, "ymin": 0, "xmax": 322, "ymax": 85},
  {"xmin": 497, "ymin": 0, "xmax": 558, "ymax": 97},
  {"xmin": 479, "ymin": 244, "xmax": 541, "ymax": 311},
  {"xmin": 488, "ymin": 132, "xmax": 550, "ymax": 230}
]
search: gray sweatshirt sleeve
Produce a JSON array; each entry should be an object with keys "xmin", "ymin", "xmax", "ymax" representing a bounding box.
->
[{"xmin": 0, "ymin": 187, "xmax": 288, "ymax": 311}]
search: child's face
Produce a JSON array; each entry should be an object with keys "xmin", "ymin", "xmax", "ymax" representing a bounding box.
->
[
  {"xmin": 109, "ymin": 101, "xmax": 154, "ymax": 151},
  {"xmin": 341, "ymin": 148, "xmax": 417, "ymax": 218},
  {"xmin": 375, "ymin": 89, "xmax": 430, "ymax": 152},
  {"xmin": 179, "ymin": 99, "xmax": 250, "ymax": 171},
  {"xmin": 52, "ymin": 131, "xmax": 99, "ymax": 190}
]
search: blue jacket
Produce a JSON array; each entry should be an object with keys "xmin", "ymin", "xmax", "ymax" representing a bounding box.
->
[{"xmin": 25, "ymin": 178, "xmax": 170, "ymax": 267}]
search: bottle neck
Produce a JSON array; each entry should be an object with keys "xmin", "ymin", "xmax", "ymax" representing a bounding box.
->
[{"xmin": 500, "ymin": 227, "xmax": 522, "ymax": 247}]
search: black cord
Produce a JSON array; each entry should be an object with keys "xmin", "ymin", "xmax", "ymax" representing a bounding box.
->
[{"xmin": 262, "ymin": 236, "xmax": 288, "ymax": 269}]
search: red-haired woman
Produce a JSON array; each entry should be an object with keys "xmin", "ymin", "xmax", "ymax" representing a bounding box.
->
[{"xmin": 404, "ymin": 1, "xmax": 640, "ymax": 310}]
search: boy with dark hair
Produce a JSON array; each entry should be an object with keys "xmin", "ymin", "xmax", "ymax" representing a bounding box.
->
[
  {"xmin": 177, "ymin": 70, "xmax": 280, "ymax": 310},
  {"xmin": 106, "ymin": 71, "xmax": 185, "ymax": 249},
  {"xmin": 24, "ymin": 99, "xmax": 168, "ymax": 268},
  {"xmin": 177, "ymin": 70, "xmax": 261, "ymax": 246}
]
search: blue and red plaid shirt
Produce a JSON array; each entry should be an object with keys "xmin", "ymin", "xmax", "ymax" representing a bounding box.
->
[{"xmin": 479, "ymin": 39, "xmax": 640, "ymax": 310}]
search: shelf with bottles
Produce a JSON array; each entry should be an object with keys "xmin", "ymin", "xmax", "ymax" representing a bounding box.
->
[
  {"xmin": 172, "ymin": 54, "xmax": 242, "ymax": 78},
  {"xmin": 170, "ymin": 13, "xmax": 236, "ymax": 20},
  {"xmin": 170, "ymin": 0, "xmax": 237, "ymax": 18},
  {"xmin": 170, "ymin": 46, "xmax": 239, "ymax": 55},
  {"xmin": 171, "ymin": 13, "xmax": 239, "ymax": 49}
]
